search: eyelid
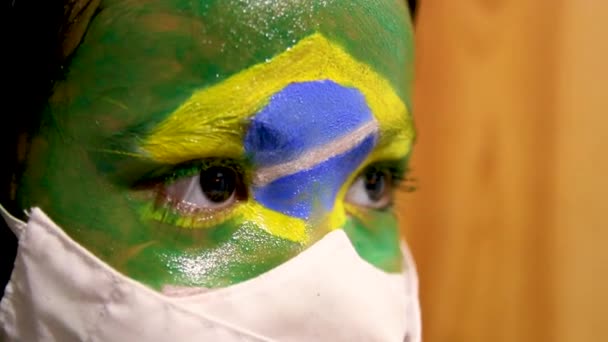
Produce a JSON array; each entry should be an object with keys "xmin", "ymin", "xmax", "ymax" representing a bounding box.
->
[
  {"xmin": 139, "ymin": 158, "xmax": 249, "ymax": 229},
  {"xmin": 163, "ymin": 174, "xmax": 238, "ymax": 212},
  {"xmin": 363, "ymin": 160, "xmax": 408, "ymax": 183},
  {"xmin": 157, "ymin": 158, "xmax": 249, "ymax": 185},
  {"xmin": 371, "ymin": 132, "xmax": 413, "ymax": 163}
]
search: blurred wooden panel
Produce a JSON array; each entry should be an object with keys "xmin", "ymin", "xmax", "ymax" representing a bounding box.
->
[
  {"xmin": 553, "ymin": 2, "xmax": 608, "ymax": 341},
  {"xmin": 397, "ymin": 0, "xmax": 608, "ymax": 341}
]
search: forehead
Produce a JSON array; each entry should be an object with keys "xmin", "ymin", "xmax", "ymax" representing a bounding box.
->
[
  {"xmin": 55, "ymin": 0, "xmax": 413, "ymax": 143},
  {"xmin": 142, "ymin": 33, "xmax": 412, "ymax": 164}
]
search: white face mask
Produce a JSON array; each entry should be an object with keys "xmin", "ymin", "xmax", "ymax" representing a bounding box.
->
[{"xmin": 0, "ymin": 205, "xmax": 421, "ymax": 342}]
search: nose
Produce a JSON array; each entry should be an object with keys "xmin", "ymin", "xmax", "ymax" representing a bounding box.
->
[{"xmin": 245, "ymin": 80, "xmax": 378, "ymax": 220}]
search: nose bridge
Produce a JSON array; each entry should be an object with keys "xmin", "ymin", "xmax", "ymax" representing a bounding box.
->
[{"xmin": 245, "ymin": 80, "xmax": 378, "ymax": 220}]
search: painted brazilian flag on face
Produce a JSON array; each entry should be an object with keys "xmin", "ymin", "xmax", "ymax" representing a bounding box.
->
[{"xmin": 18, "ymin": 0, "xmax": 414, "ymax": 290}]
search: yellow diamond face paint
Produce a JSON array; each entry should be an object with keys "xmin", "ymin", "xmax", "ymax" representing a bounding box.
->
[
  {"xmin": 141, "ymin": 33, "xmax": 413, "ymax": 165},
  {"xmin": 138, "ymin": 33, "xmax": 414, "ymax": 247}
]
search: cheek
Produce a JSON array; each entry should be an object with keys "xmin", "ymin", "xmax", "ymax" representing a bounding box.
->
[
  {"xmin": 343, "ymin": 210, "xmax": 404, "ymax": 273},
  {"xmin": 118, "ymin": 215, "xmax": 304, "ymax": 289}
]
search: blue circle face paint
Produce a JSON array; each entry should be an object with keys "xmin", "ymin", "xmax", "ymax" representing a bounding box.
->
[{"xmin": 245, "ymin": 80, "xmax": 378, "ymax": 219}]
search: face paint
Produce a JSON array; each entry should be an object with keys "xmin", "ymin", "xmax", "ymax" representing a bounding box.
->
[
  {"xmin": 246, "ymin": 80, "xmax": 378, "ymax": 220},
  {"xmin": 140, "ymin": 33, "xmax": 412, "ymax": 164},
  {"xmin": 16, "ymin": 0, "xmax": 415, "ymax": 290}
]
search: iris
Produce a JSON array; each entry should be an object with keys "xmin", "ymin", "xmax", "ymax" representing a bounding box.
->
[{"xmin": 199, "ymin": 166, "xmax": 238, "ymax": 203}]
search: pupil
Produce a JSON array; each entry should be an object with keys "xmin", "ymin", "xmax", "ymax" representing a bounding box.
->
[
  {"xmin": 199, "ymin": 166, "xmax": 237, "ymax": 203},
  {"xmin": 364, "ymin": 170, "xmax": 385, "ymax": 202}
]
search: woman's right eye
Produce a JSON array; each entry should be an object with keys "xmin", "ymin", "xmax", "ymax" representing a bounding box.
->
[{"xmin": 162, "ymin": 161, "xmax": 247, "ymax": 214}]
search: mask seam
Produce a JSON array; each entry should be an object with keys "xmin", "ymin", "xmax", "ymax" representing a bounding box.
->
[{"xmin": 83, "ymin": 272, "xmax": 124, "ymax": 342}]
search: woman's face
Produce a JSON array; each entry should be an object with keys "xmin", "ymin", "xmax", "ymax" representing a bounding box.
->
[{"xmin": 17, "ymin": 0, "xmax": 414, "ymax": 291}]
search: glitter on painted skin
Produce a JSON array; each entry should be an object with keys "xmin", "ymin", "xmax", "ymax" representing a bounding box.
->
[
  {"xmin": 16, "ymin": 0, "xmax": 414, "ymax": 290},
  {"xmin": 161, "ymin": 222, "xmax": 304, "ymax": 287}
]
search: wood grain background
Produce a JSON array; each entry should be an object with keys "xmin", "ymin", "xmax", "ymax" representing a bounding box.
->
[{"xmin": 397, "ymin": 1, "xmax": 607, "ymax": 341}]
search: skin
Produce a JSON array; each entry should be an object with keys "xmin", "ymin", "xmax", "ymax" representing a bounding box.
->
[{"xmin": 17, "ymin": 0, "xmax": 414, "ymax": 290}]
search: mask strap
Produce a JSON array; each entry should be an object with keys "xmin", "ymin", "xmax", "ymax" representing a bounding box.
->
[{"xmin": 0, "ymin": 204, "xmax": 27, "ymax": 239}]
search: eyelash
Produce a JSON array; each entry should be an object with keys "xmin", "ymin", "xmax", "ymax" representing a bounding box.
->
[
  {"xmin": 141, "ymin": 158, "xmax": 409, "ymax": 228},
  {"xmin": 396, "ymin": 175, "xmax": 417, "ymax": 194},
  {"xmin": 162, "ymin": 159, "xmax": 248, "ymax": 185},
  {"xmin": 138, "ymin": 159, "xmax": 247, "ymax": 228}
]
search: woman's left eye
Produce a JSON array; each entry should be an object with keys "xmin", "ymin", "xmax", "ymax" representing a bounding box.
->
[
  {"xmin": 163, "ymin": 164, "xmax": 246, "ymax": 213},
  {"xmin": 345, "ymin": 167, "xmax": 395, "ymax": 210}
]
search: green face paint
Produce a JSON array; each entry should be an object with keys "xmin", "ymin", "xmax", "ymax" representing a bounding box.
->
[
  {"xmin": 17, "ymin": 0, "xmax": 414, "ymax": 290},
  {"xmin": 344, "ymin": 210, "xmax": 404, "ymax": 272}
]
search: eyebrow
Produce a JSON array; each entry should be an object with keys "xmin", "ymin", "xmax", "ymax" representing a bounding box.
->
[{"xmin": 378, "ymin": 125, "xmax": 412, "ymax": 147}]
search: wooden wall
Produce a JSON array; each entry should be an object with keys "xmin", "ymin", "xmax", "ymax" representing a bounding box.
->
[{"xmin": 398, "ymin": 1, "xmax": 607, "ymax": 341}]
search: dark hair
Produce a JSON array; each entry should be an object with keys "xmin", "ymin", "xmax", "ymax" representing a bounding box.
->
[
  {"xmin": 408, "ymin": 0, "xmax": 417, "ymax": 19},
  {"xmin": 1, "ymin": 0, "xmax": 101, "ymax": 296}
]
